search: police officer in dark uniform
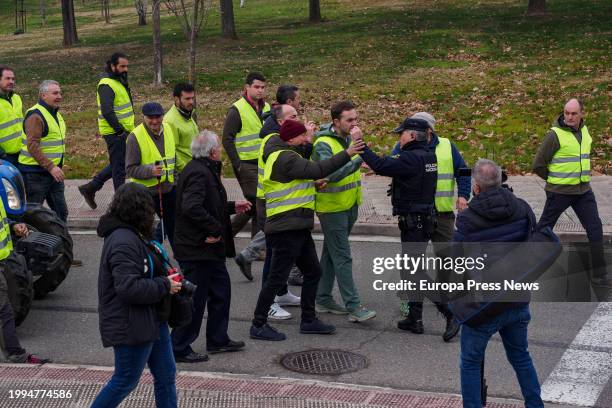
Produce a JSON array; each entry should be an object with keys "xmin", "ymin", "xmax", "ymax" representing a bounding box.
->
[{"xmin": 355, "ymin": 118, "xmax": 459, "ymax": 341}]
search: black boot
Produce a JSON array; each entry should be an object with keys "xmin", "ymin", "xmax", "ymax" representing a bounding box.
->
[
  {"xmin": 397, "ymin": 315, "xmax": 424, "ymax": 334},
  {"xmin": 78, "ymin": 182, "xmax": 97, "ymax": 210},
  {"xmin": 443, "ymin": 315, "xmax": 460, "ymax": 342}
]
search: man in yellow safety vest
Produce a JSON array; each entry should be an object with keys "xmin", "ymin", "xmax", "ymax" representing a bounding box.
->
[
  {"xmin": 0, "ymin": 67, "xmax": 24, "ymax": 166},
  {"xmin": 222, "ymin": 72, "xmax": 270, "ymax": 237},
  {"xmin": 533, "ymin": 98, "xmax": 608, "ymax": 288},
  {"xmin": 79, "ymin": 53, "xmax": 135, "ymax": 209}
]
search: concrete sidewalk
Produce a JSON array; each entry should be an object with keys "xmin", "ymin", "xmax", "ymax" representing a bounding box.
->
[
  {"xmin": 64, "ymin": 175, "xmax": 611, "ymax": 240},
  {"xmin": 0, "ymin": 363, "xmax": 568, "ymax": 408}
]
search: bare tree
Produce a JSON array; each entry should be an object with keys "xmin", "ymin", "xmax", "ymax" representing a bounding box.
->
[
  {"xmin": 101, "ymin": 0, "xmax": 111, "ymax": 23},
  {"xmin": 135, "ymin": 0, "xmax": 147, "ymax": 25},
  {"xmin": 152, "ymin": 0, "xmax": 163, "ymax": 85},
  {"xmin": 527, "ymin": 0, "xmax": 546, "ymax": 14},
  {"xmin": 165, "ymin": 0, "xmax": 212, "ymax": 85},
  {"xmin": 61, "ymin": 0, "xmax": 79, "ymax": 46},
  {"xmin": 309, "ymin": 0, "xmax": 321, "ymax": 22},
  {"xmin": 40, "ymin": 0, "xmax": 47, "ymax": 25},
  {"xmin": 220, "ymin": 0, "xmax": 237, "ymax": 39}
]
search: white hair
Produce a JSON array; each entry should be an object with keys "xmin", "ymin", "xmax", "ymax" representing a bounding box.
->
[
  {"xmin": 39, "ymin": 80, "xmax": 59, "ymax": 96},
  {"xmin": 473, "ymin": 159, "xmax": 502, "ymax": 191},
  {"xmin": 191, "ymin": 130, "xmax": 219, "ymax": 159}
]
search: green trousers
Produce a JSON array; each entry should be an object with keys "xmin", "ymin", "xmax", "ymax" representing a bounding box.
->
[{"xmin": 316, "ymin": 205, "xmax": 360, "ymax": 311}]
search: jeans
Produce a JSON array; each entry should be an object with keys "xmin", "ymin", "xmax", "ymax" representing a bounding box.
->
[
  {"xmin": 253, "ymin": 229, "xmax": 321, "ymax": 326},
  {"xmin": 23, "ymin": 172, "xmax": 68, "ymax": 222},
  {"xmin": 90, "ymin": 323, "xmax": 177, "ymax": 408},
  {"xmin": 92, "ymin": 132, "xmax": 127, "ymax": 191},
  {"xmin": 171, "ymin": 260, "xmax": 231, "ymax": 355},
  {"xmin": 241, "ymin": 230, "xmax": 266, "ymax": 262},
  {"xmin": 0, "ymin": 300, "xmax": 25, "ymax": 357},
  {"xmin": 316, "ymin": 205, "xmax": 361, "ymax": 311},
  {"xmin": 460, "ymin": 305, "xmax": 543, "ymax": 408},
  {"xmin": 153, "ymin": 188, "xmax": 176, "ymax": 251}
]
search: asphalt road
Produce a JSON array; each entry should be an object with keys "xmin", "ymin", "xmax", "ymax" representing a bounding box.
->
[{"xmin": 15, "ymin": 233, "xmax": 612, "ymax": 408}]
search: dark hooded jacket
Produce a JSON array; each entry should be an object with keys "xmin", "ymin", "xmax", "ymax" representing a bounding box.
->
[
  {"xmin": 259, "ymin": 112, "xmax": 280, "ymax": 138},
  {"xmin": 262, "ymin": 135, "xmax": 351, "ymax": 234},
  {"xmin": 97, "ymin": 214, "xmax": 171, "ymax": 348},
  {"xmin": 452, "ymin": 187, "xmax": 536, "ymax": 325},
  {"xmin": 173, "ymin": 157, "xmax": 236, "ymax": 261}
]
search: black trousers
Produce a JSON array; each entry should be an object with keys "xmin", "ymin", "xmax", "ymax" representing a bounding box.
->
[
  {"xmin": 400, "ymin": 215, "xmax": 451, "ymax": 321},
  {"xmin": 92, "ymin": 132, "xmax": 127, "ymax": 192},
  {"xmin": 253, "ymin": 229, "xmax": 320, "ymax": 326},
  {"xmin": 231, "ymin": 162, "xmax": 259, "ymax": 237},
  {"xmin": 153, "ymin": 188, "xmax": 176, "ymax": 252},
  {"xmin": 537, "ymin": 190, "xmax": 606, "ymax": 278},
  {"xmin": 171, "ymin": 260, "xmax": 231, "ymax": 356}
]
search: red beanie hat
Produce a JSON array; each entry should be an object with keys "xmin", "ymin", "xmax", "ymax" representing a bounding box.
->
[{"xmin": 279, "ymin": 119, "xmax": 307, "ymax": 141}]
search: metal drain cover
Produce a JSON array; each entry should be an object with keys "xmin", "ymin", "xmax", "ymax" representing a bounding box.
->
[{"xmin": 281, "ymin": 349, "xmax": 367, "ymax": 375}]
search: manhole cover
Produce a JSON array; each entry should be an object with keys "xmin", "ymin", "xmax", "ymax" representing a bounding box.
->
[{"xmin": 281, "ymin": 349, "xmax": 367, "ymax": 375}]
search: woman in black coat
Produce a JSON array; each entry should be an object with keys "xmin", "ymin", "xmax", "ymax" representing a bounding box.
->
[{"xmin": 91, "ymin": 183, "xmax": 182, "ymax": 408}]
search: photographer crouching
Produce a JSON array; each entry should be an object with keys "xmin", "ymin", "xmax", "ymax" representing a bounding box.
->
[
  {"xmin": 171, "ymin": 131, "xmax": 249, "ymax": 363},
  {"xmin": 92, "ymin": 183, "xmax": 182, "ymax": 408}
]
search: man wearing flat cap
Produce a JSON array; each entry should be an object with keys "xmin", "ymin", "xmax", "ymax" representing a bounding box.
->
[
  {"xmin": 126, "ymin": 102, "xmax": 178, "ymax": 249},
  {"xmin": 249, "ymin": 119, "xmax": 365, "ymax": 341},
  {"xmin": 354, "ymin": 118, "xmax": 455, "ymax": 337}
]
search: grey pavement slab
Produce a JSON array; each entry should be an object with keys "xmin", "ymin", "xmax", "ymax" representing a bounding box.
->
[{"xmin": 64, "ymin": 176, "xmax": 612, "ymax": 240}]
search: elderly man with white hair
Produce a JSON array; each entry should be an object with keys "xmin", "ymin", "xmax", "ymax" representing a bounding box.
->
[
  {"xmin": 19, "ymin": 80, "xmax": 68, "ymax": 222},
  {"xmin": 171, "ymin": 130, "xmax": 250, "ymax": 363}
]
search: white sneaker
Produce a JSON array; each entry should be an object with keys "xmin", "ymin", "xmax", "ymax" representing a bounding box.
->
[
  {"xmin": 275, "ymin": 290, "xmax": 301, "ymax": 306},
  {"xmin": 268, "ymin": 303, "xmax": 291, "ymax": 320}
]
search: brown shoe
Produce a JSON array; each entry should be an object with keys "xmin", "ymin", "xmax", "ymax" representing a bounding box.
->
[{"xmin": 71, "ymin": 259, "xmax": 83, "ymax": 267}]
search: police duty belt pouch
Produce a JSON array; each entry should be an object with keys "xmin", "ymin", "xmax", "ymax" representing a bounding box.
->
[{"xmin": 449, "ymin": 226, "xmax": 561, "ymax": 327}]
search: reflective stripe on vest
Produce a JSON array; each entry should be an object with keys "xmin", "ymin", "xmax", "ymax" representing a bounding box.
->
[
  {"xmin": 0, "ymin": 94, "xmax": 24, "ymax": 154},
  {"xmin": 313, "ymin": 135, "xmax": 362, "ymax": 213},
  {"xmin": 434, "ymin": 137, "xmax": 455, "ymax": 212},
  {"xmin": 0, "ymin": 196, "xmax": 13, "ymax": 261},
  {"xmin": 97, "ymin": 77, "xmax": 135, "ymax": 136},
  {"xmin": 547, "ymin": 126, "xmax": 591, "ymax": 185},
  {"xmin": 256, "ymin": 132, "xmax": 277, "ymax": 199},
  {"xmin": 263, "ymin": 149, "xmax": 315, "ymax": 218},
  {"xmin": 232, "ymin": 98, "xmax": 270, "ymax": 161},
  {"xmin": 128, "ymin": 123, "xmax": 176, "ymax": 187},
  {"xmin": 18, "ymin": 104, "xmax": 66, "ymax": 166}
]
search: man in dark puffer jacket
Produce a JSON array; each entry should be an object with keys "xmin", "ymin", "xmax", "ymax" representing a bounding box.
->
[{"xmin": 453, "ymin": 159, "xmax": 544, "ymax": 408}]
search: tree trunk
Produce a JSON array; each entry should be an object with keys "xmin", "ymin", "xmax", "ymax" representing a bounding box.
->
[
  {"xmin": 135, "ymin": 0, "xmax": 147, "ymax": 25},
  {"xmin": 152, "ymin": 0, "xmax": 163, "ymax": 85},
  {"xmin": 61, "ymin": 0, "xmax": 79, "ymax": 46},
  {"xmin": 101, "ymin": 0, "xmax": 111, "ymax": 23},
  {"xmin": 220, "ymin": 0, "xmax": 237, "ymax": 39},
  {"xmin": 187, "ymin": 0, "xmax": 199, "ymax": 85},
  {"xmin": 40, "ymin": 0, "xmax": 46, "ymax": 26},
  {"xmin": 309, "ymin": 0, "xmax": 321, "ymax": 23},
  {"xmin": 527, "ymin": 0, "xmax": 546, "ymax": 14}
]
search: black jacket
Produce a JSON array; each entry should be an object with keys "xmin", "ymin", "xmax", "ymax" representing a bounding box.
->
[
  {"xmin": 97, "ymin": 214, "xmax": 171, "ymax": 348},
  {"xmin": 173, "ymin": 157, "xmax": 236, "ymax": 261},
  {"xmin": 259, "ymin": 114, "xmax": 280, "ymax": 138},
  {"xmin": 262, "ymin": 135, "xmax": 351, "ymax": 234},
  {"xmin": 452, "ymin": 187, "xmax": 536, "ymax": 326}
]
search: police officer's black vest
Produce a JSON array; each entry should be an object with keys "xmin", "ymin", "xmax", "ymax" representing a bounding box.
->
[{"xmin": 391, "ymin": 142, "xmax": 437, "ymax": 215}]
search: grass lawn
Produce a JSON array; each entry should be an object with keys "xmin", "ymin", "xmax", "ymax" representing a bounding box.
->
[{"xmin": 0, "ymin": 0, "xmax": 609, "ymax": 178}]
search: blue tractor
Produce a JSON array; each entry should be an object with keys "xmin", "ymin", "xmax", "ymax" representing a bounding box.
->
[{"xmin": 0, "ymin": 160, "xmax": 73, "ymax": 325}]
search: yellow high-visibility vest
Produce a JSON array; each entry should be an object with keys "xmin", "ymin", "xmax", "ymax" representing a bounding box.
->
[
  {"xmin": 434, "ymin": 137, "xmax": 455, "ymax": 212},
  {"xmin": 263, "ymin": 149, "xmax": 315, "ymax": 218},
  {"xmin": 547, "ymin": 126, "xmax": 591, "ymax": 185},
  {"xmin": 0, "ymin": 93, "xmax": 24, "ymax": 154},
  {"xmin": 96, "ymin": 77, "xmax": 135, "ymax": 136},
  {"xmin": 18, "ymin": 104, "xmax": 65, "ymax": 166},
  {"xmin": 128, "ymin": 123, "xmax": 176, "ymax": 187},
  {"xmin": 232, "ymin": 98, "xmax": 270, "ymax": 161},
  {"xmin": 256, "ymin": 132, "xmax": 277, "ymax": 200},
  {"xmin": 313, "ymin": 136, "xmax": 361, "ymax": 213},
  {"xmin": 0, "ymin": 198, "xmax": 13, "ymax": 261}
]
